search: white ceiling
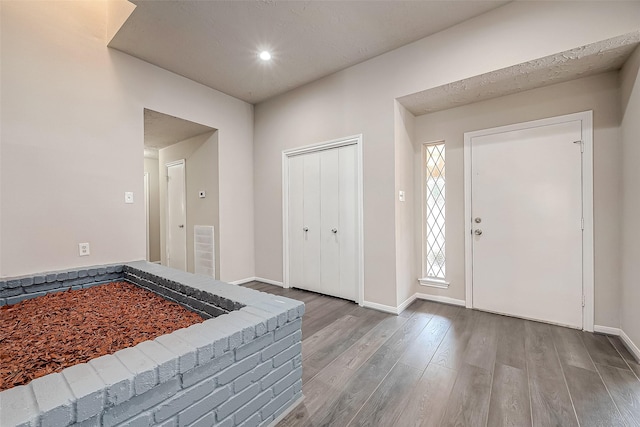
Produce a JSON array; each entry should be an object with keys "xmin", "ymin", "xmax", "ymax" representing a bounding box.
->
[
  {"xmin": 144, "ymin": 109, "xmax": 215, "ymax": 149},
  {"xmin": 108, "ymin": 0, "xmax": 509, "ymax": 104}
]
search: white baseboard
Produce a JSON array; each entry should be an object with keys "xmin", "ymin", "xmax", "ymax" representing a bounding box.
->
[
  {"xmin": 594, "ymin": 325, "xmax": 621, "ymax": 336},
  {"xmin": 362, "ymin": 300, "xmax": 401, "ymax": 315},
  {"xmin": 228, "ymin": 277, "xmax": 255, "ymax": 285},
  {"xmin": 416, "ymin": 292, "xmax": 466, "ymax": 307},
  {"xmin": 620, "ymin": 330, "xmax": 640, "ymax": 363},
  {"xmin": 593, "ymin": 325, "xmax": 640, "ymax": 363},
  {"xmin": 255, "ymin": 277, "xmax": 284, "ymax": 287},
  {"xmin": 228, "ymin": 277, "xmax": 284, "ymax": 287},
  {"xmin": 363, "ymin": 293, "xmax": 464, "ymax": 316},
  {"xmin": 397, "ymin": 294, "xmax": 418, "ymax": 314}
]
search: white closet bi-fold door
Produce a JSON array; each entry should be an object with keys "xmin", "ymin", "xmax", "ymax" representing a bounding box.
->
[{"xmin": 288, "ymin": 144, "xmax": 358, "ymax": 301}]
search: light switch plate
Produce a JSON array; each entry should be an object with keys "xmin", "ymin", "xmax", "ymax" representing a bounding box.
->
[
  {"xmin": 124, "ymin": 192, "xmax": 134, "ymax": 204},
  {"xmin": 399, "ymin": 190, "xmax": 405, "ymax": 202}
]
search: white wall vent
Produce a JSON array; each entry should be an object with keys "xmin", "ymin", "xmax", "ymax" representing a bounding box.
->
[{"xmin": 194, "ymin": 225, "xmax": 215, "ymax": 277}]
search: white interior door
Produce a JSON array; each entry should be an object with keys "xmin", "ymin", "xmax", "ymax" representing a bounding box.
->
[
  {"xmin": 166, "ymin": 160, "xmax": 187, "ymax": 271},
  {"xmin": 470, "ymin": 119, "xmax": 584, "ymax": 328},
  {"xmin": 302, "ymin": 152, "xmax": 322, "ymax": 290},
  {"xmin": 337, "ymin": 144, "xmax": 358, "ymax": 300},
  {"xmin": 288, "ymin": 154, "xmax": 305, "ymax": 288},
  {"xmin": 320, "ymin": 148, "xmax": 340, "ymax": 297},
  {"xmin": 286, "ymin": 142, "xmax": 359, "ymax": 301}
]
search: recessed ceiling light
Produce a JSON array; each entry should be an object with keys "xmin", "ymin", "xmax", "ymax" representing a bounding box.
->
[{"xmin": 259, "ymin": 51, "xmax": 272, "ymax": 61}]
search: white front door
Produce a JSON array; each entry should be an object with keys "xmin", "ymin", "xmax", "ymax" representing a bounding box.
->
[
  {"xmin": 467, "ymin": 115, "xmax": 588, "ymax": 329},
  {"xmin": 166, "ymin": 160, "xmax": 187, "ymax": 271}
]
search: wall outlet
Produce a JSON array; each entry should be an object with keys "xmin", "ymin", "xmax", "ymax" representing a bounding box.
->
[
  {"xmin": 78, "ymin": 242, "xmax": 90, "ymax": 256},
  {"xmin": 124, "ymin": 192, "xmax": 134, "ymax": 204}
]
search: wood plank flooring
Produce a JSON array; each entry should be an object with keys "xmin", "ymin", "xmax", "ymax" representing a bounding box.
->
[{"xmin": 242, "ymin": 282, "xmax": 640, "ymax": 427}]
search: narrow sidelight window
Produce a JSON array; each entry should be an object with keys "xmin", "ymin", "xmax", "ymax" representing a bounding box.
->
[{"xmin": 424, "ymin": 143, "xmax": 446, "ymax": 279}]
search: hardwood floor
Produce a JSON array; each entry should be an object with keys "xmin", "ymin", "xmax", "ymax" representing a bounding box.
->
[{"xmin": 242, "ymin": 282, "xmax": 640, "ymax": 427}]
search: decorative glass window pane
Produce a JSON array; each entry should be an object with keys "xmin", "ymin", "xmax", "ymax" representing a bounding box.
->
[{"xmin": 425, "ymin": 143, "xmax": 445, "ymax": 279}]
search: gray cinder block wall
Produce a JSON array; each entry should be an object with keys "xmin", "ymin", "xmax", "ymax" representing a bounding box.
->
[
  {"xmin": 0, "ymin": 265, "xmax": 124, "ymax": 306},
  {"xmin": 0, "ymin": 261, "xmax": 304, "ymax": 427}
]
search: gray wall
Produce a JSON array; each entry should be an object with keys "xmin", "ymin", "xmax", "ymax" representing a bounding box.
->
[
  {"xmin": 394, "ymin": 102, "xmax": 418, "ymax": 306},
  {"xmin": 144, "ymin": 157, "xmax": 161, "ymax": 263},
  {"xmin": 0, "ymin": 1, "xmax": 254, "ymax": 282},
  {"xmin": 159, "ymin": 131, "xmax": 220, "ymax": 277},
  {"xmin": 621, "ymin": 46, "xmax": 640, "ymax": 350}
]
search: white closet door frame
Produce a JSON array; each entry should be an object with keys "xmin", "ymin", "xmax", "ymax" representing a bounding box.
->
[
  {"xmin": 144, "ymin": 172, "xmax": 150, "ymax": 261},
  {"xmin": 463, "ymin": 111, "xmax": 594, "ymax": 332},
  {"xmin": 282, "ymin": 134, "xmax": 364, "ymax": 305}
]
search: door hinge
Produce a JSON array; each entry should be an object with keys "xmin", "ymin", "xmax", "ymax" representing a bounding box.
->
[
  {"xmin": 582, "ymin": 294, "xmax": 586, "ymax": 307},
  {"xmin": 573, "ymin": 140, "xmax": 584, "ymax": 153},
  {"xmin": 581, "ymin": 217, "xmax": 584, "ymax": 230}
]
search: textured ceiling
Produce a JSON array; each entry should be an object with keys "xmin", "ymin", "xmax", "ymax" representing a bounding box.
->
[
  {"xmin": 109, "ymin": 0, "xmax": 509, "ymax": 104},
  {"xmin": 144, "ymin": 109, "xmax": 215, "ymax": 149},
  {"xmin": 399, "ymin": 33, "xmax": 640, "ymax": 116}
]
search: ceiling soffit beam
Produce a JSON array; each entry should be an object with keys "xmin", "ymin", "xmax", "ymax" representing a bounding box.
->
[
  {"xmin": 398, "ymin": 32, "xmax": 640, "ymax": 116},
  {"xmin": 106, "ymin": 0, "xmax": 136, "ymax": 44}
]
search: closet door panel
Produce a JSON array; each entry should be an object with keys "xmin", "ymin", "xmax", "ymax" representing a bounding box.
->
[
  {"xmin": 288, "ymin": 155, "xmax": 305, "ymax": 288},
  {"xmin": 302, "ymin": 152, "xmax": 321, "ymax": 291},
  {"xmin": 320, "ymin": 149, "xmax": 341, "ymax": 297},
  {"xmin": 339, "ymin": 144, "xmax": 358, "ymax": 300}
]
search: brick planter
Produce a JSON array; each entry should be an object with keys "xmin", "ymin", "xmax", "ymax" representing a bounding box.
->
[
  {"xmin": 0, "ymin": 266, "xmax": 124, "ymax": 307},
  {"xmin": 0, "ymin": 261, "xmax": 304, "ymax": 427}
]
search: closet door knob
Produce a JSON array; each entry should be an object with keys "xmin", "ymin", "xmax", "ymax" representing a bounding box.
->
[
  {"xmin": 331, "ymin": 228, "xmax": 338, "ymax": 233},
  {"xmin": 303, "ymin": 227, "xmax": 309, "ymax": 232}
]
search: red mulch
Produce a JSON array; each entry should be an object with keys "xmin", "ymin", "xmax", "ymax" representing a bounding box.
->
[{"xmin": 0, "ymin": 281, "xmax": 203, "ymax": 391}]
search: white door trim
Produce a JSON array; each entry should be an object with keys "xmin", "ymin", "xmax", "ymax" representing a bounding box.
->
[
  {"xmin": 463, "ymin": 111, "xmax": 594, "ymax": 332},
  {"xmin": 282, "ymin": 134, "xmax": 364, "ymax": 305},
  {"xmin": 166, "ymin": 159, "xmax": 187, "ymax": 269},
  {"xmin": 144, "ymin": 172, "xmax": 150, "ymax": 261}
]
